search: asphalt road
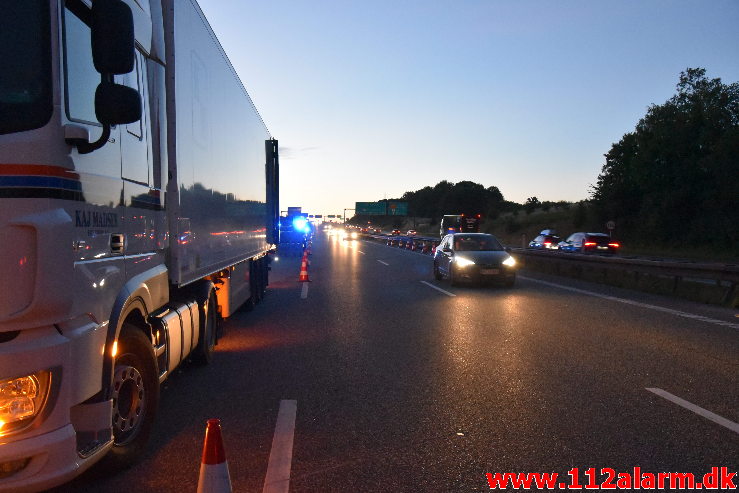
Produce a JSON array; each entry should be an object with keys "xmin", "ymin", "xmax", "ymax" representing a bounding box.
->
[{"xmin": 51, "ymin": 230, "xmax": 739, "ymax": 492}]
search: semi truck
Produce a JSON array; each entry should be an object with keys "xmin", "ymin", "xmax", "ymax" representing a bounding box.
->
[
  {"xmin": 0, "ymin": 0, "xmax": 279, "ymax": 490},
  {"xmin": 440, "ymin": 214, "xmax": 481, "ymax": 237}
]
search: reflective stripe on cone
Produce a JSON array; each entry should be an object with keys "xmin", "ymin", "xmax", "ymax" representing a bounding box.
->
[
  {"xmin": 197, "ymin": 419, "xmax": 232, "ymax": 493},
  {"xmin": 298, "ymin": 252, "xmax": 310, "ymax": 282}
]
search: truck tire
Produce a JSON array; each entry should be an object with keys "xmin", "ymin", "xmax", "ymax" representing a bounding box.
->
[
  {"xmin": 193, "ymin": 289, "xmax": 218, "ymax": 365},
  {"xmin": 106, "ymin": 325, "xmax": 159, "ymax": 468}
]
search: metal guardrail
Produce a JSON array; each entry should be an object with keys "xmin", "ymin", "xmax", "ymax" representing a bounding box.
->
[
  {"xmin": 510, "ymin": 247, "xmax": 739, "ymax": 306},
  {"xmin": 510, "ymin": 247, "xmax": 739, "ymax": 282}
]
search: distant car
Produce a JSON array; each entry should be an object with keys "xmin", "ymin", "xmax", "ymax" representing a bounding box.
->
[
  {"xmin": 390, "ymin": 229, "xmax": 401, "ymax": 236},
  {"xmin": 343, "ymin": 230, "xmax": 359, "ymax": 240},
  {"xmin": 433, "ymin": 233, "xmax": 516, "ymax": 287},
  {"xmin": 406, "ymin": 230, "xmax": 417, "ymax": 236},
  {"xmin": 528, "ymin": 230, "xmax": 561, "ymax": 250},
  {"xmin": 558, "ymin": 232, "xmax": 620, "ymax": 254}
]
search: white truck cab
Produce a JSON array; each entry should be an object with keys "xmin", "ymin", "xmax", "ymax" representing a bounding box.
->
[{"xmin": 0, "ymin": 1, "xmax": 278, "ymax": 490}]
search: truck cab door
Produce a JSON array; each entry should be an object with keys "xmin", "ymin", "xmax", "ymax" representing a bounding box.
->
[{"xmin": 119, "ymin": 51, "xmax": 158, "ymax": 277}]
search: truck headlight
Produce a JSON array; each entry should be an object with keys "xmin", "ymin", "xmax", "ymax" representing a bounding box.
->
[
  {"xmin": 0, "ymin": 371, "xmax": 51, "ymax": 436},
  {"xmin": 502, "ymin": 256, "xmax": 516, "ymax": 267},
  {"xmin": 455, "ymin": 257, "xmax": 475, "ymax": 267}
]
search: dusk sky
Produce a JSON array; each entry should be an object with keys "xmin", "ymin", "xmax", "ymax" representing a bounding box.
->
[{"xmin": 196, "ymin": 0, "xmax": 739, "ymax": 217}]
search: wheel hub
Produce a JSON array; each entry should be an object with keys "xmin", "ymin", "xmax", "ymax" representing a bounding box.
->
[{"xmin": 112, "ymin": 364, "xmax": 146, "ymax": 444}]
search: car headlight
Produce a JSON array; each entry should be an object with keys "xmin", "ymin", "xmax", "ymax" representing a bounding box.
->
[
  {"xmin": 351, "ymin": 232, "xmax": 358, "ymax": 239},
  {"xmin": 502, "ymin": 256, "xmax": 516, "ymax": 267},
  {"xmin": 0, "ymin": 371, "xmax": 51, "ymax": 436},
  {"xmin": 455, "ymin": 256, "xmax": 475, "ymax": 267}
]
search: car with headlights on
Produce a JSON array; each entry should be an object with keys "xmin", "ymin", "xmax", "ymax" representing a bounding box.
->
[
  {"xmin": 343, "ymin": 229, "xmax": 359, "ymax": 240},
  {"xmin": 433, "ymin": 233, "xmax": 516, "ymax": 287}
]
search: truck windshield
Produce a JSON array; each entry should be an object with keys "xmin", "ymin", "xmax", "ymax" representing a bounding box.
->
[{"xmin": 0, "ymin": 1, "xmax": 52, "ymax": 135}]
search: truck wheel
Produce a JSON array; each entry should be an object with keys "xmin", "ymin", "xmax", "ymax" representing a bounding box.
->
[
  {"xmin": 193, "ymin": 290, "xmax": 218, "ymax": 365},
  {"xmin": 106, "ymin": 325, "xmax": 159, "ymax": 468}
]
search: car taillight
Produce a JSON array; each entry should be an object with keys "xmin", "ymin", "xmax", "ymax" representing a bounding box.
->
[
  {"xmin": 544, "ymin": 241, "xmax": 551, "ymax": 246},
  {"xmin": 584, "ymin": 242, "xmax": 596, "ymax": 246},
  {"xmin": 608, "ymin": 243, "xmax": 620, "ymax": 248}
]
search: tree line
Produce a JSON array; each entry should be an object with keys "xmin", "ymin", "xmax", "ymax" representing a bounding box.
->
[
  {"xmin": 382, "ymin": 68, "xmax": 737, "ymax": 253},
  {"xmin": 591, "ymin": 68, "xmax": 738, "ymax": 251}
]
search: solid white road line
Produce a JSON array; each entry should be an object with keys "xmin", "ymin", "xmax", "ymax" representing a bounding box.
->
[
  {"xmin": 300, "ymin": 283, "xmax": 309, "ymax": 299},
  {"xmin": 420, "ymin": 281, "xmax": 456, "ymax": 297},
  {"xmin": 646, "ymin": 388, "xmax": 739, "ymax": 434},
  {"xmin": 262, "ymin": 400, "xmax": 298, "ymax": 493},
  {"xmin": 520, "ymin": 276, "xmax": 739, "ymax": 330},
  {"xmin": 377, "ymin": 260, "xmax": 389, "ymax": 266}
]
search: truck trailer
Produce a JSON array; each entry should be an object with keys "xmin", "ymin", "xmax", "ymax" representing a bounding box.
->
[{"xmin": 0, "ymin": 0, "xmax": 278, "ymax": 490}]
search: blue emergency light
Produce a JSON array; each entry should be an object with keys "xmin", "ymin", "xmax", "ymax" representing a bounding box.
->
[{"xmin": 292, "ymin": 216, "xmax": 309, "ymax": 233}]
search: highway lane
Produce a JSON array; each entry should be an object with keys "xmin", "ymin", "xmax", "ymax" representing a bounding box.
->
[{"xmin": 51, "ymin": 231, "xmax": 738, "ymax": 492}]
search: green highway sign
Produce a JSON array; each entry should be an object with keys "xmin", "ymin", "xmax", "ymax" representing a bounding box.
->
[
  {"xmin": 356, "ymin": 202, "xmax": 387, "ymax": 215},
  {"xmin": 387, "ymin": 201, "xmax": 408, "ymax": 216}
]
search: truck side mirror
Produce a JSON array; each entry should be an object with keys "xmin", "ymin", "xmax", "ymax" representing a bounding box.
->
[
  {"xmin": 95, "ymin": 82, "xmax": 141, "ymax": 124},
  {"xmin": 92, "ymin": 0, "xmax": 135, "ymax": 74}
]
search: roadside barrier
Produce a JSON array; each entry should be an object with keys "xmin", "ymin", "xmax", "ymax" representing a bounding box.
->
[
  {"xmin": 513, "ymin": 248, "xmax": 739, "ymax": 307},
  {"xmin": 197, "ymin": 419, "xmax": 232, "ymax": 493}
]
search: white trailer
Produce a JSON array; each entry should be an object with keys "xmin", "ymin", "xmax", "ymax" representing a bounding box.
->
[{"xmin": 0, "ymin": 1, "xmax": 278, "ymax": 490}]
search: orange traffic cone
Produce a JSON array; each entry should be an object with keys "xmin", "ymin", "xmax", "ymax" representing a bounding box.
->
[
  {"xmin": 197, "ymin": 419, "xmax": 232, "ymax": 493},
  {"xmin": 298, "ymin": 253, "xmax": 311, "ymax": 282}
]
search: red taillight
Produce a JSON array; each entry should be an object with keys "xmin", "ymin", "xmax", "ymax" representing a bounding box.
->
[
  {"xmin": 608, "ymin": 243, "xmax": 620, "ymax": 248},
  {"xmin": 476, "ymin": 214, "xmax": 481, "ymax": 218},
  {"xmin": 544, "ymin": 241, "xmax": 551, "ymax": 246},
  {"xmin": 584, "ymin": 242, "xmax": 596, "ymax": 246}
]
